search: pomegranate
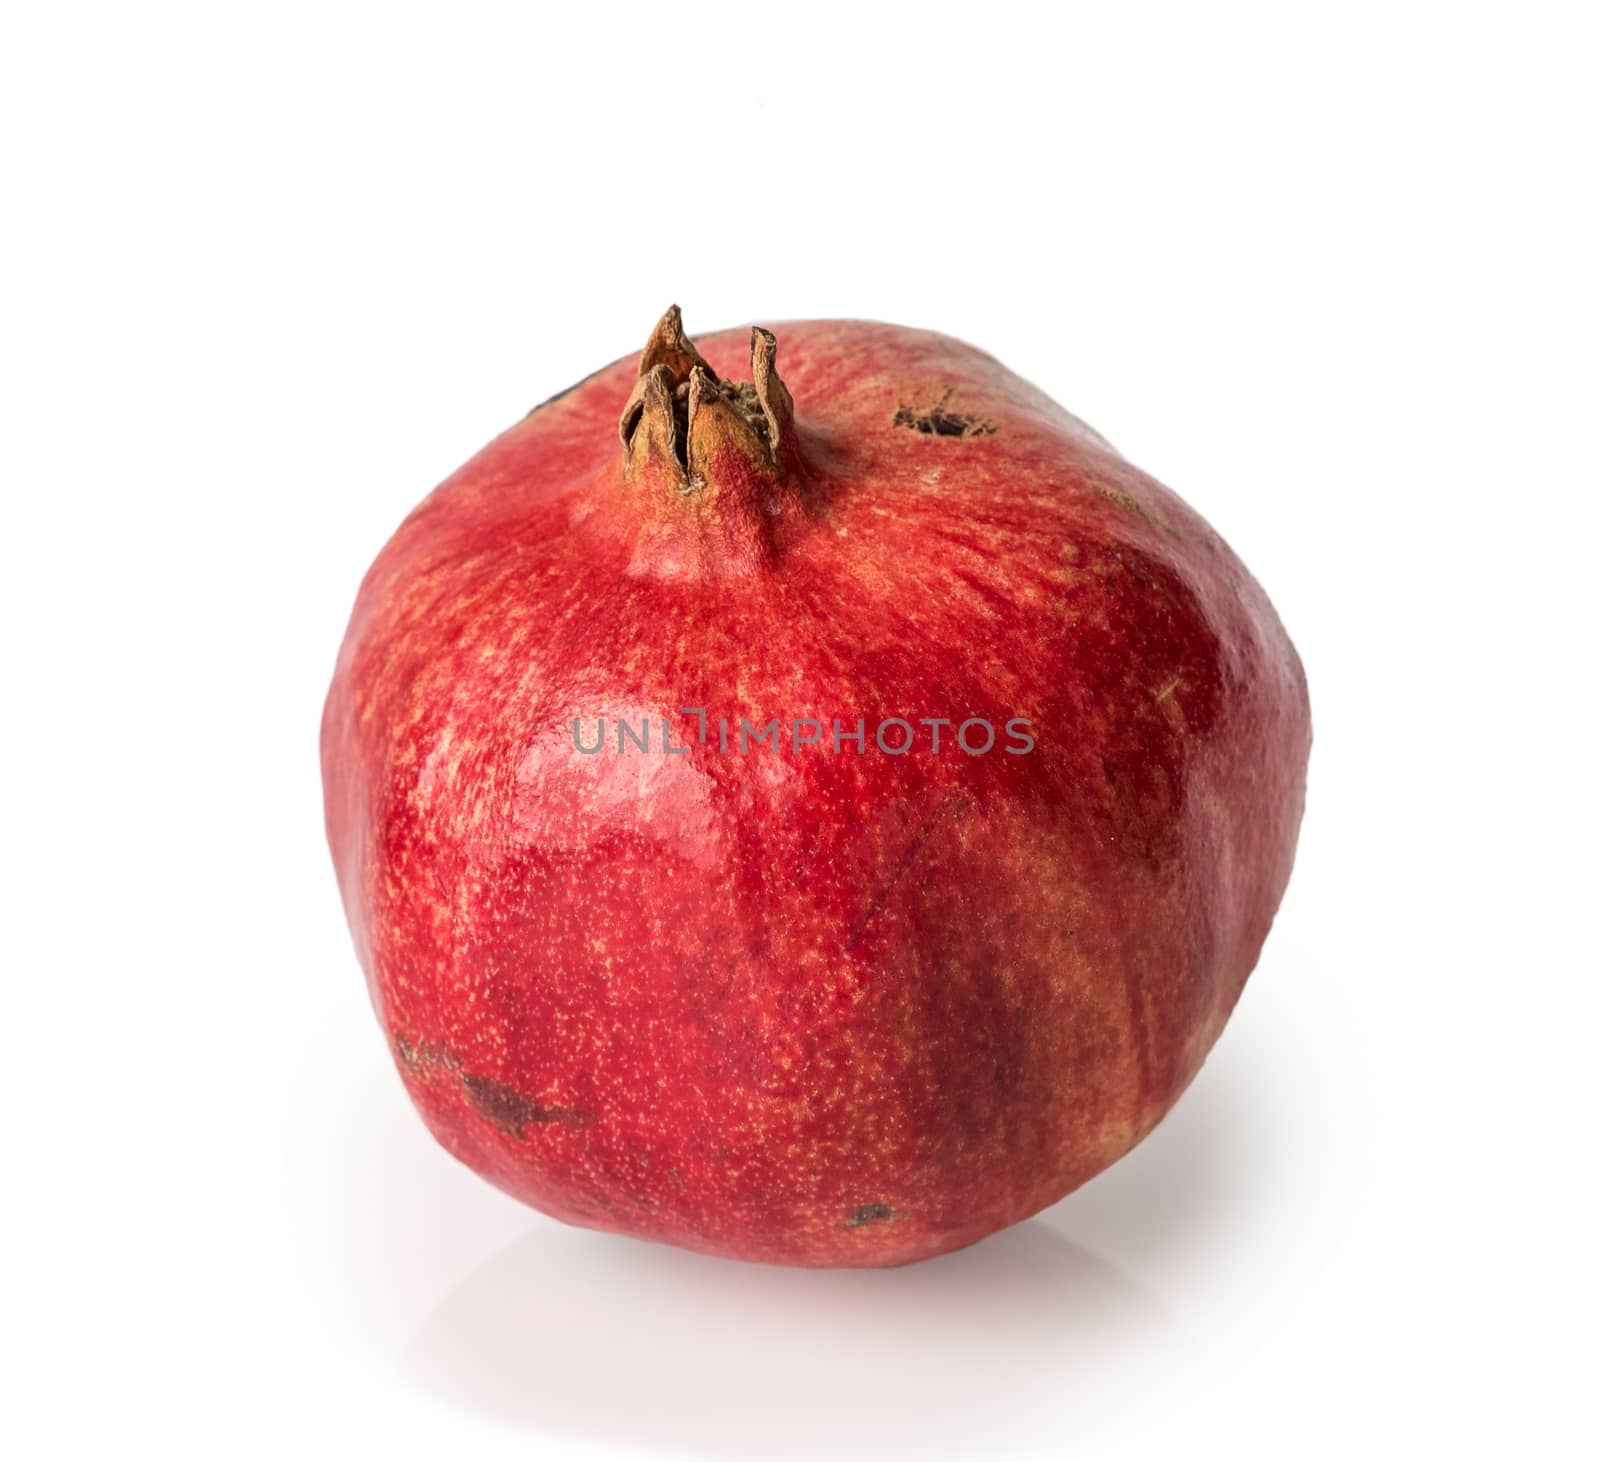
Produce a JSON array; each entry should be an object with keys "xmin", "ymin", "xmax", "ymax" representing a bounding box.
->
[{"xmin": 321, "ymin": 307, "xmax": 1310, "ymax": 1267}]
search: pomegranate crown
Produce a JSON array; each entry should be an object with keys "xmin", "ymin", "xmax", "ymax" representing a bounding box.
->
[{"xmin": 618, "ymin": 306, "xmax": 796, "ymax": 492}]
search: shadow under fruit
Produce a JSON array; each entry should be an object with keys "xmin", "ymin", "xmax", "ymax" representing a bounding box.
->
[{"xmin": 321, "ymin": 307, "xmax": 1311, "ymax": 1266}]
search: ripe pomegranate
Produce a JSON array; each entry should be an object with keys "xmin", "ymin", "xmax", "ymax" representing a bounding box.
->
[{"xmin": 322, "ymin": 307, "xmax": 1310, "ymax": 1267}]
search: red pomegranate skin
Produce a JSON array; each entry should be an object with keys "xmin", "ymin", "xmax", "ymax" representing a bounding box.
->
[{"xmin": 321, "ymin": 310, "xmax": 1310, "ymax": 1267}]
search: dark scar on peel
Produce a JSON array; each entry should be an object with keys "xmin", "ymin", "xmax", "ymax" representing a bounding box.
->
[
  {"xmin": 395, "ymin": 1035, "xmax": 593, "ymax": 1136},
  {"xmin": 894, "ymin": 388, "xmax": 995, "ymax": 439}
]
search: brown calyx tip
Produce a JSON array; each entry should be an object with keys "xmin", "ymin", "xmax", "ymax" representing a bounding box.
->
[
  {"xmin": 639, "ymin": 304, "xmax": 716, "ymax": 386},
  {"xmin": 619, "ymin": 307, "xmax": 796, "ymax": 490},
  {"xmin": 749, "ymin": 326, "xmax": 793, "ymax": 456}
]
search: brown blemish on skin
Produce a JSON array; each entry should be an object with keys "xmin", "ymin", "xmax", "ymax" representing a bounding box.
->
[
  {"xmin": 1088, "ymin": 479, "xmax": 1185, "ymax": 540},
  {"xmin": 845, "ymin": 1203, "xmax": 893, "ymax": 1228},
  {"xmin": 395, "ymin": 1034, "xmax": 592, "ymax": 1136},
  {"xmin": 894, "ymin": 388, "xmax": 995, "ymax": 439},
  {"xmin": 461, "ymin": 1074, "xmax": 593, "ymax": 1135},
  {"xmin": 395, "ymin": 1034, "xmax": 457, "ymax": 1073},
  {"xmin": 1087, "ymin": 480, "xmax": 1150, "ymax": 518}
]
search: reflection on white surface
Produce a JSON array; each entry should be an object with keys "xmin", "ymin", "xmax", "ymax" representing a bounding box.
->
[
  {"xmin": 302, "ymin": 1024, "xmax": 1283, "ymax": 1460},
  {"xmin": 400, "ymin": 1220, "xmax": 1162, "ymax": 1459}
]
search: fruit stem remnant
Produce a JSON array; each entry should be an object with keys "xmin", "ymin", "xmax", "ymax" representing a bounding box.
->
[{"xmin": 619, "ymin": 306, "xmax": 796, "ymax": 493}]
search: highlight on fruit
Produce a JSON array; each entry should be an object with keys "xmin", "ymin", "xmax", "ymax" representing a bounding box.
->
[{"xmin": 322, "ymin": 305, "xmax": 1311, "ymax": 1267}]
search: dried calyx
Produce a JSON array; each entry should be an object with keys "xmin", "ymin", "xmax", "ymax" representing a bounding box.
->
[{"xmin": 618, "ymin": 306, "xmax": 795, "ymax": 491}]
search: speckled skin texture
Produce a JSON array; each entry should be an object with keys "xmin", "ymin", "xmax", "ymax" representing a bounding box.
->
[{"xmin": 321, "ymin": 315, "xmax": 1310, "ymax": 1267}]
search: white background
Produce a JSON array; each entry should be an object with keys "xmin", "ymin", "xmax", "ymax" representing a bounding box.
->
[{"xmin": 4, "ymin": 4, "xmax": 1596, "ymax": 1458}]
